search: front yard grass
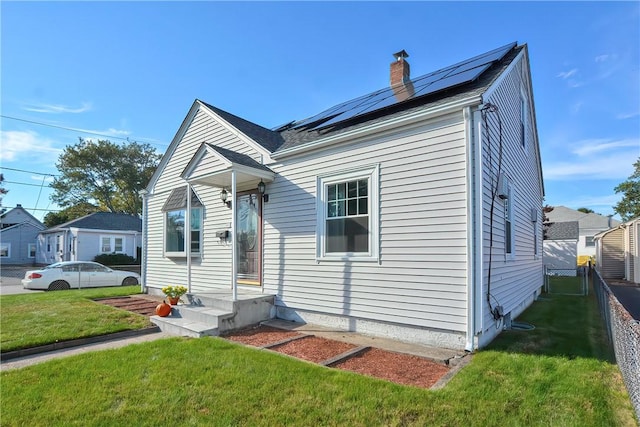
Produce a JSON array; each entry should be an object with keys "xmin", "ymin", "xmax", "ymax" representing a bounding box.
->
[
  {"xmin": 0, "ymin": 279, "xmax": 637, "ymax": 426},
  {"xmin": 0, "ymin": 286, "xmax": 150, "ymax": 352}
]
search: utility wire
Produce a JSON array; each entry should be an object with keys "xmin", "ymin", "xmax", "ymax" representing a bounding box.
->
[
  {"xmin": 1, "ymin": 114, "xmax": 168, "ymax": 148},
  {"xmin": 0, "ymin": 166, "xmax": 58, "ymax": 176},
  {"xmin": 4, "ymin": 180, "xmax": 53, "ymax": 188}
]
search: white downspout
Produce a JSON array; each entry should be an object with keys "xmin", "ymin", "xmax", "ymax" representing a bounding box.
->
[
  {"xmin": 186, "ymin": 183, "xmax": 192, "ymax": 293},
  {"xmin": 464, "ymin": 106, "xmax": 484, "ymax": 352},
  {"xmin": 140, "ymin": 189, "xmax": 148, "ymax": 293},
  {"xmin": 231, "ymin": 171, "xmax": 238, "ymax": 301},
  {"xmin": 464, "ymin": 106, "xmax": 475, "ymax": 352}
]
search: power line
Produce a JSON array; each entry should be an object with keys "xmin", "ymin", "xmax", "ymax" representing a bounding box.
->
[
  {"xmin": 0, "ymin": 166, "xmax": 58, "ymax": 176},
  {"xmin": 1, "ymin": 205, "xmax": 60, "ymax": 212},
  {"xmin": 1, "ymin": 114, "xmax": 168, "ymax": 148},
  {"xmin": 4, "ymin": 180, "xmax": 53, "ymax": 188}
]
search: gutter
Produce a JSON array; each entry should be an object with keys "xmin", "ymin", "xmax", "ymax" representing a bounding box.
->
[
  {"xmin": 272, "ymin": 95, "xmax": 483, "ymax": 159},
  {"xmin": 139, "ymin": 189, "xmax": 149, "ymax": 293}
]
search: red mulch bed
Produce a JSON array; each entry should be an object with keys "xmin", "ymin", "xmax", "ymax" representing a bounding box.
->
[
  {"xmin": 270, "ymin": 336, "xmax": 357, "ymax": 364},
  {"xmin": 334, "ymin": 347, "xmax": 450, "ymax": 388},
  {"xmin": 94, "ymin": 296, "xmax": 161, "ymax": 316},
  {"xmin": 222, "ymin": 325, "xmax": 451, "ymax": 388},
  {"xmin": 222, "ymin": 325, "xmax": 304, "ymax": 347}
]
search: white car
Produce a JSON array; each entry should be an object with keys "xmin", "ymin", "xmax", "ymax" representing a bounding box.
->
[{"xmin": 22, "ymin": 261, "xmax": 140, "ymax": 291}]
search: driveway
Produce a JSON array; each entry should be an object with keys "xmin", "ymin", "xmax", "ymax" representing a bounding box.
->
[
  {"xmin": 609, "ymin": 283, "xmax": 640, "ymax": 321},
  {"xmin": 0, "ymin": 266, "xmax": 41, "ymax": 295}
]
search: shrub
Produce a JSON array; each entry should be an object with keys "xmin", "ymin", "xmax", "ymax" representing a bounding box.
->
[{"xmin": 94, "ymin": 253, "xmax": 138, "ymax": 266}]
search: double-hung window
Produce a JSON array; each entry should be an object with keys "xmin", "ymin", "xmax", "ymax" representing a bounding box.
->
[
  {"xmin": 163, "ymin": 186, "xmax": 203, "ymax": 257},
  {"xmin": 317, "ymin": 165, "xmax": 379, "ymax": 262},
  {"xmin": 100, "ymin": 236, "xmax": 125, "ymax": 253}
]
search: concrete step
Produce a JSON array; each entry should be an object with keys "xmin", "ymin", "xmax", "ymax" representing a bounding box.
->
[
  {"xmin": 150, "ymin": 315, "xmax": 219, "ymax": 338},
  {"xmin": 172, "ymin": 305, "xmax": 233, "ymax": 325}
]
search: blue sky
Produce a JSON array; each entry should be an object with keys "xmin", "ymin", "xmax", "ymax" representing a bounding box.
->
[{"xmin": 1, "ymin": 1, "xmax": 639, "ymax": 221}]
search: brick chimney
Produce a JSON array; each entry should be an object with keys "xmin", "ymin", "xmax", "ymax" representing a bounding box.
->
[{"xmin": 390, "ymin": 50, "xmax": 415, "ymax": 101}]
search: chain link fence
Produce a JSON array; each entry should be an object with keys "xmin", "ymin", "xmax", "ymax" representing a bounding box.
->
[
  {"xmin": 544, "ymin": 266, "xmax": 588, "ymax": 295},
  {"xmin": 592, "ymin": 269, "xmax": 640, "ymax": 420}
]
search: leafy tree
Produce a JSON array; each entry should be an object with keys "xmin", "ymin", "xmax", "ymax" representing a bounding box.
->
[
  {"xmin": 50, "ymin": 138, "xmax": 160, "ymax": 216},
  {"xmin": 577, "ymin": 207, "xmax": 595, "ymax": 214},
  {"xmin": 542, "ymin": 204, "xmax": 554, "ymax": 240},
  {"xmin": 43, "ymin": 202, "xmax": 103, "ymax": 228},
  {"xmin": 0, "ymin": 173, "xmax": 8, "ymax": 209},
  {"xmin": 613, "ymin": 157, "xmax": 640, "ymax": 221}
]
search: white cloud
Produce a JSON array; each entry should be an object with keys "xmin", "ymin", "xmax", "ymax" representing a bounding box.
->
[
  {"xmin": 0, "ymin": 130, "xmax": 62, "ymax": 162},
  {"xmin": 595, "ymin": 54, "xmax": 609, "ymax": 62},
  {"xmin": 544, "ymin": 149, "xmax": 637, "ymax": 181},
  {"xmin": 571, "ymin": 138, "xmax": 640, "ymax": 157},
  {"xmin": 22, "ymin": 102, "xmax": 92, "ymax": 114},
  {"xmin": 30, "ymin": 175, "xmax": 54, "ymax": 183},
  {"xmin": 616, "ymin": 111, "xmax": 640, "ymax": 120},
  {"xmin": 557, "ymin": 68, "xmax": 578, "ymax": 79}
]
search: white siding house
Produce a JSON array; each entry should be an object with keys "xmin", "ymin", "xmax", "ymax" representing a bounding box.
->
[
  {"xmin": 143, "ymin": 42, "xmax": 544, "ymax": 350},
  {"xmin": 37, "ymin": 212, "xmax": 142, "ymax": 264}
]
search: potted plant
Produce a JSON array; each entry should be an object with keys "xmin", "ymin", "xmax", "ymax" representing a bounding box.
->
[{"xmin": 162, "ymin": 285, "xmax": 188, "ymax": 305}]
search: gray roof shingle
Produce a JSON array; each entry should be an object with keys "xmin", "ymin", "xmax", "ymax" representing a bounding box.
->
[
  {"xmin": 544, "ymin": 221, "xmax": 579, "ymax": 240},
  {"xmin": 206, "ymin": 144, "xmax": 274, "ymax": 172},
  {"xmin": 48, "ymin": 212, "xmax": 142, "ymax": 232}
]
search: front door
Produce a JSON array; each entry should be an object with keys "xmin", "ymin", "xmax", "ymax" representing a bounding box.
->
[{"xmin": 236, "ymin": 192, "xmax": 262, "ymax": 286}]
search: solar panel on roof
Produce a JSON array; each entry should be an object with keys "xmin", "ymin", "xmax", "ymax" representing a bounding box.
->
[{"xmin": 291, "ymin": 42, "xmax": 516, "ymax": 132}]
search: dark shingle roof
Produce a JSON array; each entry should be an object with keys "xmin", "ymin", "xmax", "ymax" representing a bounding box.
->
[
  {"xmin": 162, "ymin": 186, "xmax": 204, "ymax": 211},
  {"xmin": 206, "ymin": 144, "xmax": 274, "ymax": 172},
  {"xmin": 200, "ymin": 101, "xmax": 285, "ymax": 153},
  {"xmin": 544, "ymin": 221, "xmax": 579, "ymax": 240},
  {"xmin": 198, "ymin": 43, "xmax": 523, "ymax": 155},
  {"xmin": 48, "ymin": 212, "xmax": 142, "ymax": 232}
]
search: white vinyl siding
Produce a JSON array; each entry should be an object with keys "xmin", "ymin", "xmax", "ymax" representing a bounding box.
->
[
  {"xmin": 478, "ymin": 53, "xmax": 543, "ymax": 337},
  {"xmin": 264, "ymin": 113, "xmax": 470, "ymax": 333},
  {"xmin": 145, "ymin": 105, "xmax": 267, "ymax": 292}
]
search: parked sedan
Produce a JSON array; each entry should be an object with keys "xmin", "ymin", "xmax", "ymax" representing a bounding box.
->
[{"xmin": 22, "ymin": 261, "xmax": 140, "ymax": 291}]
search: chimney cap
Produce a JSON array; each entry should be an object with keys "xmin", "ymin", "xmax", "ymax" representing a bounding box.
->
[{"xmin": 393, "ymin": 50, "xmax": 409, "ymax": 61}]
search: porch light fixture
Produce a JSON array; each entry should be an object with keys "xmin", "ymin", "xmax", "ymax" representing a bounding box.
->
[
  {"xmin": 220, "ymin": 188, "xmax": 231, "ymax": 208},
  {"xmin": 257, "ymin": 180, "xmax": 269, "ymax": 202}
]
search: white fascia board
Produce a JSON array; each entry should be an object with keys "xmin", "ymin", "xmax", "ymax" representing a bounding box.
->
[
  {"xmin": 199, "ymin": 101, "xmax": 274, "ymax": 163},
  {"xmin": 272, "ymin": 96, "xmax": 482, "ymax": 159},
  {"xmin": 76, "ymin": 229, "xmax": 139, "ymax": 235}
]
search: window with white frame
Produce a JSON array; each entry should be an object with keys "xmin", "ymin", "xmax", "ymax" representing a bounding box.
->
[
  {"xmin": 585, "ymin": 236, "xmax": 595, "ymax": 247},
  {"xmin": 162, "ymin": 186, "xmax": 203, "ymax": 257},
  {"xmin": 100, "ymin": 236, "xmax": 126, "ymax": 254},
  {"xmin": 520, "ymin": 91, "xmax": 528, "ymax": 150},
  {"xmin": 0, "ymin": 243, "xmax": 10, "ymax": 258},
  {"xmin": 504, "ymin": 183, "xmax": 514, "ymax": 257},
  {"xmin": 28, "ymin": 243, "xmax": 36, "ymax": 258},
  {"xmin": 317, "ymin": 165, "xmax": 379, "ymax": 261}
]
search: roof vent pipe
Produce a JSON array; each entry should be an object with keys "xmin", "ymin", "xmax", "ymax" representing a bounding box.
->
[{"xmin": 390, "ymin": 50, "xmax": 415, "ymax": 102}]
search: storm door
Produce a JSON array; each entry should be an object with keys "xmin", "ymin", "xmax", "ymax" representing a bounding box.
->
[{"xmin": 236, "ymin": 192, "xmax": 262, "ymax": 286}]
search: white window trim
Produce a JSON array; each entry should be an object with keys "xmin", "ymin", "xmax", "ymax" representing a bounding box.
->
[
  {"xmin": 28, "ymin": 243, "xmax": 36, "ymax": 259},
  {"xmin": 99, "ymin": 235, "xmax": 127, "ymax": 254},
  {"xmin": 520, "ymin": 89, "xmax": 528, "ymax": 151},
  {"xmin": 164, "ymin": 207, "xmax": 203, "ymax": 258},
  {"xmin": 1, "ymin": 243, "xmax": 11, "ymax": 258},
  {"xmin": 316, "ymin": 164, "xmax": 380, "ymax": 262}
]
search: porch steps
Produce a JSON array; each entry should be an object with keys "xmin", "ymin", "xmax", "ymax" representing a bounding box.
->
[{"xmin": 150, "ymin": 292, "xmax": 275, "ymax": 338}]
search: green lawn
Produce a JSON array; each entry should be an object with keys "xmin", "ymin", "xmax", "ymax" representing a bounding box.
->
[
  {"xmin": 0, "ymin": 281, "xmax": 637, "ymax": 426},
  {"xmin": 0, "ymin": 286, "xmax": 151, "ymax": 352}
]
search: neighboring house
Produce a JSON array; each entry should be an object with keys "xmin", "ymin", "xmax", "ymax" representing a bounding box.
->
[
  {"xmin": 142, "ymin": 42, "xmax": 544, "ymax": 350},
  {"xmin": 0, "ymin": 204, "xmax": 45, "ymax": 265},
  {"xmin": 595, "ymin": 217, "xmax": 640, "ymax": 283},
  {"xmin": 545, "ymin": 206, "xmax": 619, "ymax": 264},
  {"xmin": 542, "ymin": 221, "xmax": 579, "ymax": 275},
  {"xmin": 36, "ymin": 212, "xmax": 142, "ymax": 264}
]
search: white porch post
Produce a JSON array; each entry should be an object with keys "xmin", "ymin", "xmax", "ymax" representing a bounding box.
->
[
  {"xmin": 186, "ymin": 183, "xmax": 192, "ymax": 293},
  {"xmin": 231, "ymin": 170, "xmax": 238, "ymax": 301}
]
